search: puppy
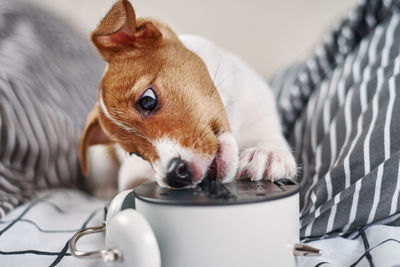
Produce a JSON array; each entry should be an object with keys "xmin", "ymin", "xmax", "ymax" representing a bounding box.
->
[{"xmin": 79, "ymin": 0, "xmax": 296, "ymax": 197}]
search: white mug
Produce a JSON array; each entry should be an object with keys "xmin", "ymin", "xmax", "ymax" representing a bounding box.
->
[{"xmin": 70, "ymin": 179, "xmax": 321, "ymax": 267}]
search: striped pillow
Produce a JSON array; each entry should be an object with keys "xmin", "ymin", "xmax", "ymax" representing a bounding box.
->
[
  {"xmin": 272, "ymin": 0, "xmax": 400, "ymax": 239},
  {"xmin": 0, "ymin": 0, "xmax": 103, "ymax": 217}
]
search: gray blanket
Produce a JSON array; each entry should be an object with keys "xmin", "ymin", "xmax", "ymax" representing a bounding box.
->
[
  {"xmin": 272, "ymin": 0, "xmax": 400, "ymax": 239},
  {"xmin": 0, "ymin": 0, "xmax": 103, "ymax": 216}
]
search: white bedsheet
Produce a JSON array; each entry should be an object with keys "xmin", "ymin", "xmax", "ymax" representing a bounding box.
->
[
  {"xmin": 0, "ymin": 190, "xmax": 106, "ymax": 267},
  {"xmin": 1, "ymin": 189, "xmax": 399, "ymax": 267},
  {"xmin": 297, "ymin": 224, "xmax": 400, "ymax": 266}
]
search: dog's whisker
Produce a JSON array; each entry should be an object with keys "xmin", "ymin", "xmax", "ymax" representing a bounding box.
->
[
  {"xmin": 215, "ymin": 68, "xmax": 240, "ymax": 89},
  {"xmin": 209, "ymin": 57, "xmax": 223, "ymax": 97},
  {"xmin": 233, "ymin": 110, "xmax": 280, "ymax": 140},
  {"xmin": 191, "ymin": 101, "xmax": 225, "ymax": 147},
  {"xmin": 178, "ymin": 117, "xmax": 188, "ymax": 146},
  {"xmin": 199, "ymin": 100, "xmax": 239, "ymax": 138},
  {"xmin": 192, "ymin": 99, "xmax": 240, "ymax": 150}
]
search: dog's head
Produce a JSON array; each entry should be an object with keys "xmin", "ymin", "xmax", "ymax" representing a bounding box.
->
[{"xmin": 79, "ymin": 0, "xmax": 238, "ymax": 188}]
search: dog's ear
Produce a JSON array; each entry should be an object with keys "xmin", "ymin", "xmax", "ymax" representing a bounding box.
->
[
  {"xmin": 79, "ymin": 106, "xmax": 113, "ymax": 177},
  {"xmin": 91, "ymin": 0, "xmax": 162, "ymax": 61}
]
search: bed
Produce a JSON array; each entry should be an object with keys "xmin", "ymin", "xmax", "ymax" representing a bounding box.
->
[
  {"xmin": 1, "ymin": 0, "xmax": 400, "ymax": 266},
  {"xmin": 2, "ymin": 190, "xmax": 400, "ymax": 266}
]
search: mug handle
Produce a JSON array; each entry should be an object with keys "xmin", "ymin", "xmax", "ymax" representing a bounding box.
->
[
  {"xmin": 69, "ymin": 222, "xmax": 122, "ymax": 262},
  {"xmin": 70, "ymin": 208, "xmax": 161, "ymax": 267}
]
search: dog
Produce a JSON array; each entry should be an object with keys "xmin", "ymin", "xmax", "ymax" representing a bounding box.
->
[{"xmin": 79, "ymin": 0, "xmax": 297, "ymax": 197}]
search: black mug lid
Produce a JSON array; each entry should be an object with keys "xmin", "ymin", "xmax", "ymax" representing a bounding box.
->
[{"xmin": 134, "ymin": 178, "xmax": 299, "ymax": 206}]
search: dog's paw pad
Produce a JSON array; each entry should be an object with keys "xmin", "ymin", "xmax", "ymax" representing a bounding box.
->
[{"xmin": 238, "ymin": 148, "xmax": 297, "ymax": 181}]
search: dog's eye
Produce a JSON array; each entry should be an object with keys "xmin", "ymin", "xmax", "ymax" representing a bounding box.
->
[{"xmin": 138, "ymin": 87, "xmax": 157, "ymax": 112}]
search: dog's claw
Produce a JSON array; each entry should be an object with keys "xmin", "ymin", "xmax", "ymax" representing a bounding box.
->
[{"xmin": 238, "ymin": 148, "xmax": 297, "ymax": 181}]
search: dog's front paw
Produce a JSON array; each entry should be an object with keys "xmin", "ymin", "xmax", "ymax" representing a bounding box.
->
[{"xmin": 238, "ymin": 148, "xmax": 297, "ymax": 181}]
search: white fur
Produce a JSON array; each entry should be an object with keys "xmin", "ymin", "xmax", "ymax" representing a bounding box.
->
[
  {"xmin": 217, "ymin": 132, "xmax": 239, "ymax": 183},
  {"xmin": 180, "ymin": 35, "xmax": 297, "ymax": 181}
]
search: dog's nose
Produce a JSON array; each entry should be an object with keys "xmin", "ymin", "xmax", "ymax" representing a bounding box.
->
[{"xmin": 166, "ymin": 158, "xmax": 192, "ymax": 188}]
